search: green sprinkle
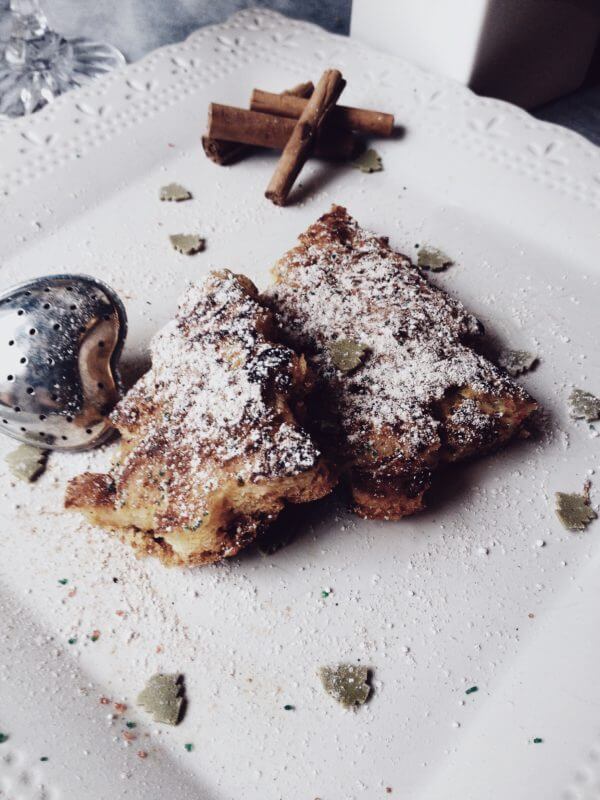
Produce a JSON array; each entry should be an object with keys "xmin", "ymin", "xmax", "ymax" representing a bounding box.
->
[
  {"xmin": 465, "ymin": 686, "xmax": 478, "ymax": 695},
  {"xmin": 40, "ymin": 756, "xmax": 49, "ymax": 762},
  {"xmin": 283, "ymin": 704, "xmax": 294, "ymax": 711},
  {"xmin": 126, "ymin": 721, "xmax": 136, "ymax": 729},
  {"xmin": 321, "ymin": 590, "xmax": 330, "ymax": 598},
  {"xmin": 90, "ymin": 634, "xmax": 100, "ymax": 642},
  {"xmin": 184, "ymin": 743, "xmax": 194, "ymax": 752},
  {"xmin": 532, "ymin": 737, "xmax": 543, "ymax": 744},
  {"xmin": 58, "ymin": 578, "xmax": 68, "ymax": 585},
  {"xmin": 68, "ymin": 637, "xmax": 77, "ymax": 645},
  {"xmin": 0, "ymin": 733, "xmax": 8, "ymax": 744}
]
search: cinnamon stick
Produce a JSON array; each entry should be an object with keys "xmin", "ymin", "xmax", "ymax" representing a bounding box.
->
[
  {"xmin": 203, "ymin": 82, "xmax": 315, "ymax": 166},
  {"xmin": 282, "ymin": 81, "xmax": 314, "ymax": 98},
  {"xmin": 251, "ymin": 89, "xmax": 394, "ymax": 137},
  {"xmin": 206, "ymin": 104, "xmax": 358, "ymax": 160},
  {"xmin": 201, "ymin": 136, "xmax": 248, "ymax": 166},
  {"xmin": 265, "ymin": 69, "xmax": 346, "ymax": 206}
]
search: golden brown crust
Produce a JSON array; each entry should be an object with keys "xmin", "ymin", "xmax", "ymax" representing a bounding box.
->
[
  {"xmin": 265, "ymin": 206, "xmax": 537, "ymax": 520},
  {"xmin": 66, "ymin": 270, "xmax": 336, "ymax": 565}
]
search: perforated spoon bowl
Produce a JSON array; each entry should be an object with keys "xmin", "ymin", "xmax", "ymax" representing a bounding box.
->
[{"xmin": 0, "ymin": 274, "xmax": 127, "ymax": 451}]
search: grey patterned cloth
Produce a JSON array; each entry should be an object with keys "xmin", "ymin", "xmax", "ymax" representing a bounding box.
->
[
  {"xmin": 0, "ymin": 0, "xmax": 350, "ymax": 60},
  {"xmin": 537, "ymin": 85, "xmax": 600, "ymax": 147},
  {"xmin": 1, "ymin": 0, "xmax": 598, "ymax": 145}
]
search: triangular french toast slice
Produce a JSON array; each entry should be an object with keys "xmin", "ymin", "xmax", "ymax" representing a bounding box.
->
[
  {"xmin": 66, "ymin": 270, "xmax": 335, "ymax": 565},
  {"xmin": 264, "ymin": 206, "xmax": 537, "ymax": 520}
]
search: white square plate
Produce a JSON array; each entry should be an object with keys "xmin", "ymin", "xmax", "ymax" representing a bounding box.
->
[{"xmin": 0, "ymin": 10, "xmax": 599, "ymax": 800}]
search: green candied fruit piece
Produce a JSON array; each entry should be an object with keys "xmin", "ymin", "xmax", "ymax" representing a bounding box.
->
[
  {"xmin": 160, "ymin": 183, "xmax": 192, "ymax": 202},
  {"xmin": 137, "ymin": 673, "xmax": 184, "ymax": 725},
  {"xmin": 319, "ymin": 663, "xmax": 371, "ymax": 707},
  {"xmin": 169, "ymin": 234, "xmax": 205, "ymax": 255},
  {"xmin": 569, "ymin": 388, "xmax": 600, "ymax": 422},
  {"xmin": 555, "ymin": 491, "xmax": 597, "ymax": 531},
  {"xmin": 328, "ymin": 339, "xmax": 369, "ymax": 373}
]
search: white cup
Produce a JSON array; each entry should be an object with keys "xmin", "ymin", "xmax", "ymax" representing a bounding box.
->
[{"xmin": 350, "ymin": 0, "xmax": 600, "ymax": 108}]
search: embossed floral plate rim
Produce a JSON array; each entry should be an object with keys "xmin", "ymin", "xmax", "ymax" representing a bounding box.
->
[{"xmin": 0, "ymin": 8, "xmax": 599, "ymax": 212}]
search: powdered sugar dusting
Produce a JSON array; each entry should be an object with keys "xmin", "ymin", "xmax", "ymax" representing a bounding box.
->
[
  {"xmin": 111, "ymin": 270, "xmax": 319, "ymax": 527},
  {"xmin": 266, "ymin": 207, "xmax": 531, "ymax": 461}
]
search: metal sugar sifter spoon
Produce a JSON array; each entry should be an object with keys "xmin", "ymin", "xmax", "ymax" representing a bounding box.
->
[{"xmin": 0, "ymin": 274, "xmax": 127, "ymax": 451}]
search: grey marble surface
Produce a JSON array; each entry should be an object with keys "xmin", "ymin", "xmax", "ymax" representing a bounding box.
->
[{"xmin": 1, "ymin": 0, "xmax": 599, "ymax": 146}]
